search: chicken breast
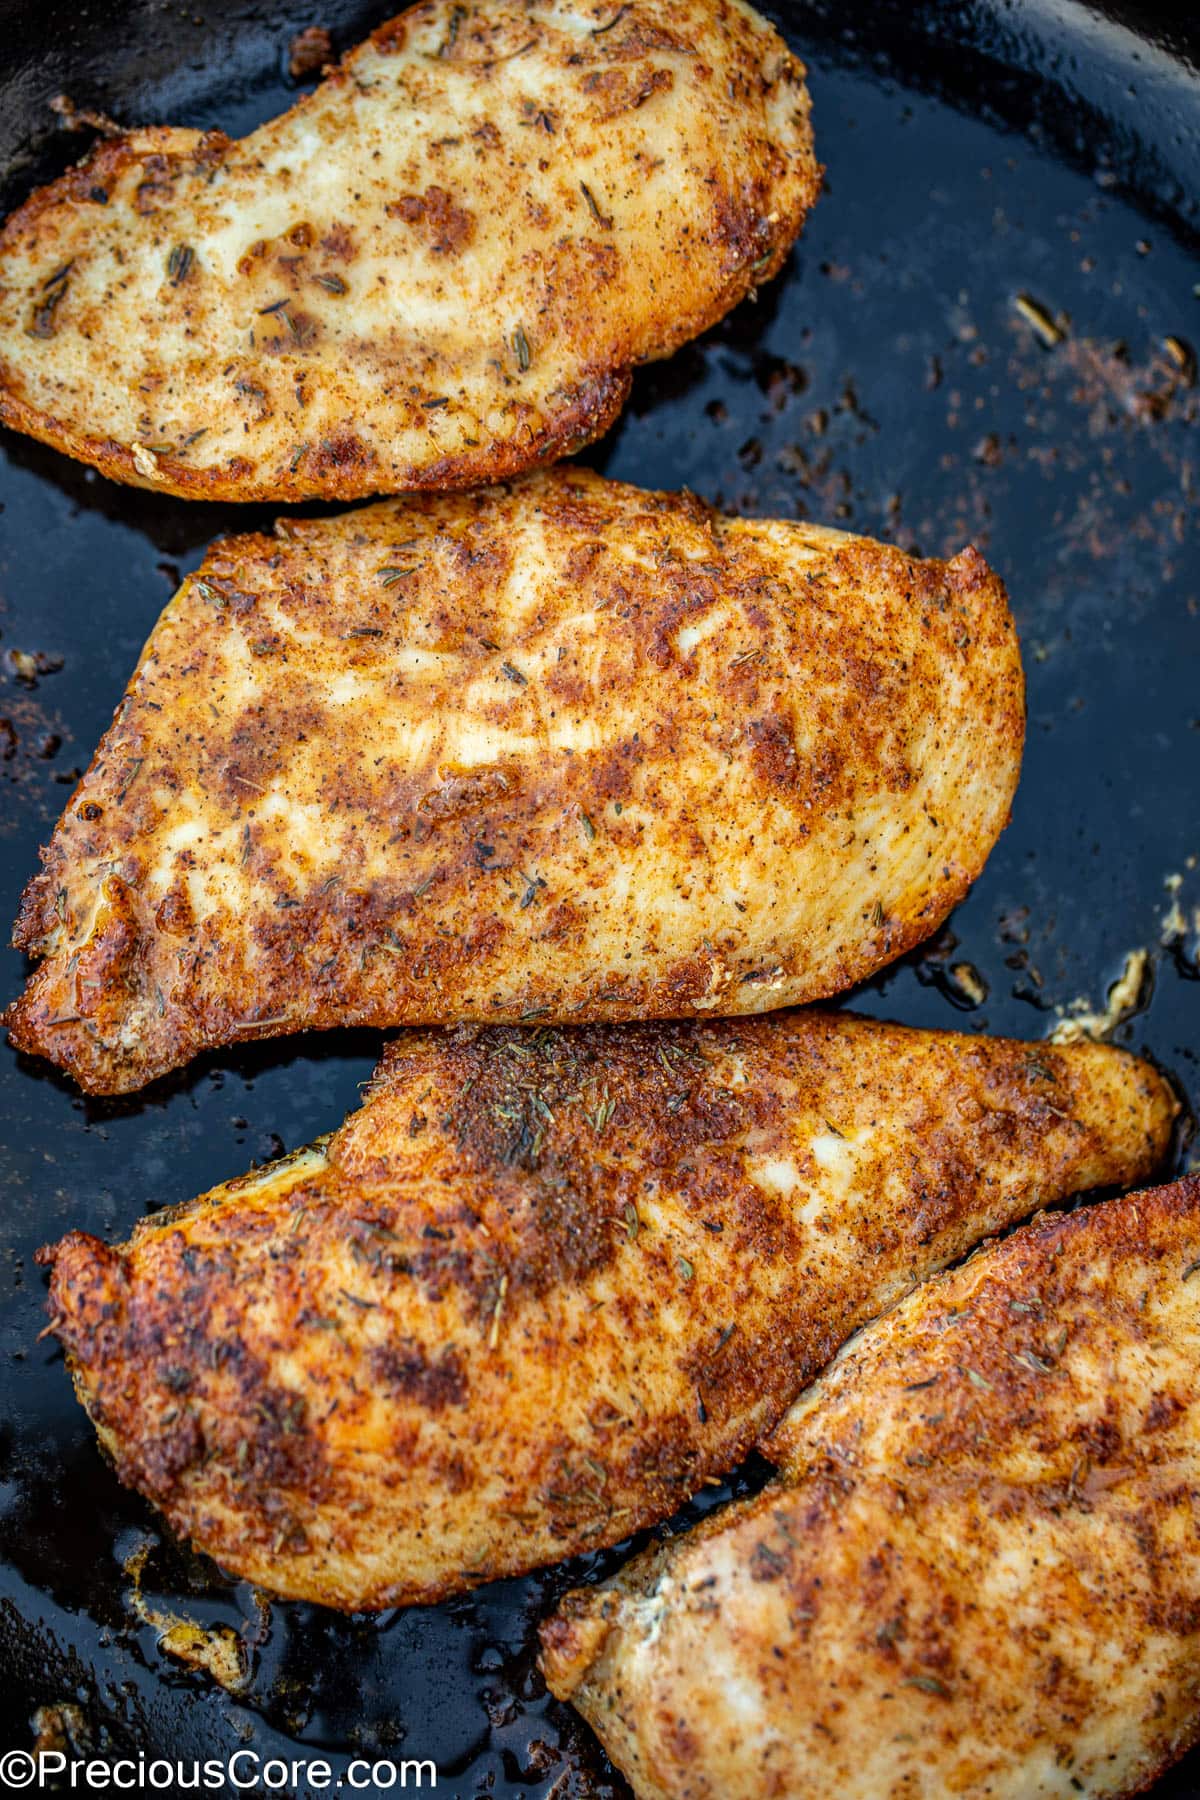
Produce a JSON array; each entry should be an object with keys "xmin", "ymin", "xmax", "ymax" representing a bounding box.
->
[
  {"xmin": 542, "ymin": 1174, "xmax": 1200, "ymax": 1800},
  {"xmin": 6, "ymin": 469, "xmax": 1024, "ymax": 1095},
  {"xmin": 0, "ymin": 0, "xmax": 817, "ymax": 500},
  {"xmin": 37, "ymin": 1010, "xmax": 1174, "ymax": 1610}
]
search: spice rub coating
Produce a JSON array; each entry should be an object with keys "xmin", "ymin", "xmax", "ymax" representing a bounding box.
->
[
  {"xmin": 6, "ymin": 468, "xmax": 1024, "ymax": 1094},
  {"xmin": 38, "ymin": 1010, "xmax": 1174, "ymax": 1609},
  {"xmin": 542, "ymin": 1175, "xmax": 1200, "ymax": 1800},
  {"xmin": 0, "ymin": 0, "xmax": 818, "ymax": 499}
]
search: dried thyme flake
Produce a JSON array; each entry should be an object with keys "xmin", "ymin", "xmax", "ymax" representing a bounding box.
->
[
  {"xmin": 338, "ymin": 1286, "xmax": 377, "ymax": 1311},
  {"xmin": 1012, "ymin": 1347, "xmax": 1054, "ymax": 1374},
  {"xmin": 512, "ymin": 324, "xmax": 532, "ymax": 371},
  {"xmin": 590, "ymin": 1092, "xmax": 615, "ymax": 1134},
  {"xmin": 904, "ymin": 1674, "xmax": 950, "ymax": 1698},
  {"xmin": 166, "ymin": 243, "xmax": 194, "ymax": 285},
  {"xmin": 439, "ymin": 3, "xmax": 466, "ymax": 56},
  {"xmin": 117, "ymin": 757, "xmax": 144, "ymax": 801},
  {"xmin": 590, "ymin": 2, "xmax": 628, "ymax": 31},
  {"xmin": 579, "ymin": 182, "xmax": 612, "ymax": 228},
  {"xmin": 518, "ymin": 871, "xmax": 546, "ymax": 910}
]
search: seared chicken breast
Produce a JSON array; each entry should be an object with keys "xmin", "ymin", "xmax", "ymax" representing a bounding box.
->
[
  {"xmin": 0, "ymin": 0, "xmax": 817, "ymax": 500},
  {"xmin": 542, "ymin": 1174, "xmax": 1200, "ymax": 1800},
  {"xmin": 6, "ymin": 469, "xmax": 1024, "ymax": 1094},
  {"xmin": 38, "ymin": 1010, "xmax": 1173, "ymax": 1610}
]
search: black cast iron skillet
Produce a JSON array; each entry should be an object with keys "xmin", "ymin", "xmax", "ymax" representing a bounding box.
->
[{"xmin": 0, "ymin": 0, "xmax": 1198, "ymax": 1792}]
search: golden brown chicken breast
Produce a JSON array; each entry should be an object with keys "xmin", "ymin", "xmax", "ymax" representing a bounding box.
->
[
  {"xmin": 542, "ymin": 1174, "xmax": 1200, "ymax": 1800},
  {"xmin": 0, "ymin": 0, "xmax": 818, "ymax": 499},
  {"xmin": 38, "ymin": 1010, "xmax": 1174, "ymax": 1609},
  {"xmin": 6, "ymin": 469, "xmax": 1024, "ymax": 1094}
]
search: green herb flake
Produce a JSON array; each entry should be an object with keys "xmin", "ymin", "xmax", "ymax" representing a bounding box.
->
[
  {"xmin": 117, "ymin": 757, "xmax": 144, "ymax": 802},
  {"xmin": 590, "ymin": 2, "xmax": 628, "ymax": 31},
  {"xmin": 590, "ymin": 1092, "xmax": 616, "ymax": 1135},
  {"xmin": 579, "ymin": 182, "xmax": 612, "ymax": 228},
  {"xmin": 166, "ymin": 243, "xmax": 194, "ymax": 285},
  {"xmin": 904, "ymin": 1674, "xmax": 950, "ymax": 1698},
  {"xmin": 1012, "ymin": 1347, "xmax": 1054, "ymax": 1374},
  {"xmin": 440, "ymin": 3, "xmax": 466, "ymax": 56}
]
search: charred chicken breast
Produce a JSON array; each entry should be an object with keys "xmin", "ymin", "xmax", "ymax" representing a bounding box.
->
[
  {"xmin": 7, "ymin": 469, "xmax": 1024, "ymax": 1094},
  {"xmin": 542, "ymin": 1175, "xmax": 1200, "ymax": 1800},
  {"xmin": 0, "ymin": 0, "xmax": 818, "ymax": 500},
  {"xmin": 39, "ymin": 1010, "xmax": 1173, "ymax": 1609}
]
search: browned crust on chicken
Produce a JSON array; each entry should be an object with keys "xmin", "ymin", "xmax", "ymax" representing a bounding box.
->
[
  {"xmin": 0, "ymin": 0, "xmax": 818, "ymax": 500},
  {"xmin": 38, "ymin": 1011, "xmax": 1174, "ymax": 1610},
  {"xmin": 542, "ymin": 1175, "xmax": 1200, "ymax": 1800},
  {"xmin": 5, "ymin": 468, "xmax": 1024, "ymax": 1094}
]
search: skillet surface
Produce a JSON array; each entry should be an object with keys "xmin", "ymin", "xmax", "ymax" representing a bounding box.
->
[{"xmin": 0, "ymin": 0, "xmax": 1197, "ymax": 1791}]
